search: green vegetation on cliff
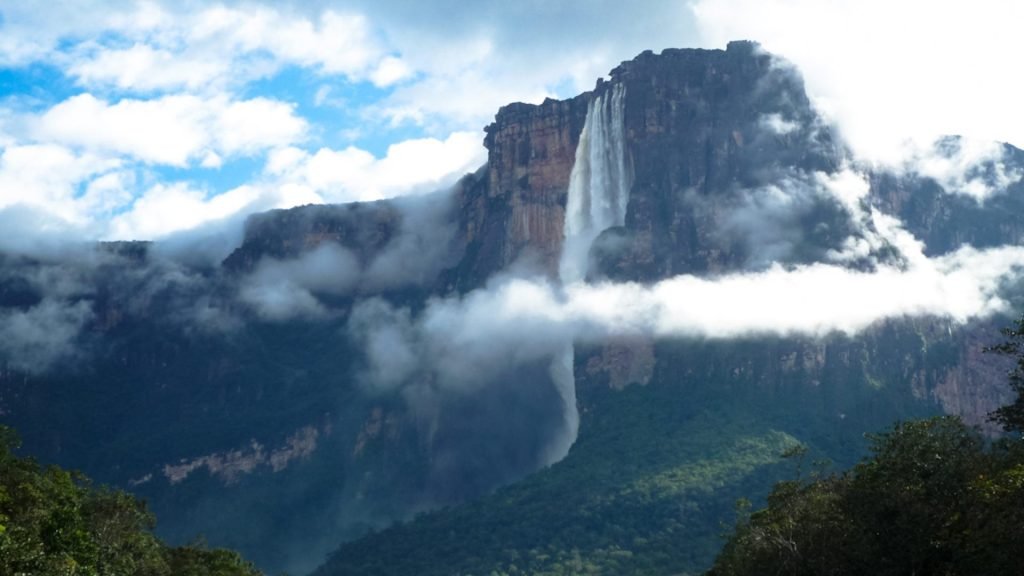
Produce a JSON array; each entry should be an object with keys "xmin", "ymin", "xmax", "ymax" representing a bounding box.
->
[
  {"xmin": 315, "ymin": 400, "xmax": 799, "ymax": 576},
  {"xmin": 711, "ymin": 316, "xmax": 1024, "ymax": 575},
  {"xmin": 987, "ymin": 314, "xmax": 1024, "ymax": 432},
  {"xmin": 312, "ymin": 326, "xmax": 962, "ymax": 575},
  {"xmin": 0, "ymin": 426, "xmax": 261, "ymax": 576},
  {"xmin": 710, "ymin": 416, "xmax": 1024, "ymax": 576},
  {"xmin": 314, "ymin": 330, "xmax": 948, "ymax": 576}
]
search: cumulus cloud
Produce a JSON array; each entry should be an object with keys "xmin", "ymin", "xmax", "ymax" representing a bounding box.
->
[
  {"xmin": 692, "ymin": 0, "xmax": 1024, "ymax": 165},
  {"xmin": 3, "ymin": 2, "xmax": 410, "ymax": 92},
  {"xmin": 1, "ymin": 104, "xmax": 477, "ymax": 244},
  {"xmin": 68, "ymin": 44, "xmax": 230, "ymax": 92},
  {"xmin": 0, "ymin": 144, "xmax": 121, "ymax": 223},
  {"xmin": 265, "ymin": 132, "xmax": 485, "ymax": 203},
  {"xmin": 32, "ymin": 94, "xmax": 307, "ymax": 167},
  {"xmin": 106, "ymin": 183, "xmax": 282, "ymax": 241}
]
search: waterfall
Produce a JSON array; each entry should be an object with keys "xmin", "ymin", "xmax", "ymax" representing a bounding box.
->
[
  {"xmin": 545, "ymin": 83, "xmax": 630, "ymax": 465},
  {"xmin": 559, "ymin": 82, "xmax": 631, "ymax": 283}
]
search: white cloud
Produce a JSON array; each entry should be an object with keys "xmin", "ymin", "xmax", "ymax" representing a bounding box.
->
[
  {"xmin": 0, "ymin": 144, "xmax": 120, "ymax": 225},
  {"xmin": 267, "ymin": 131, "xmax": 486, "ymax": 202},
  {"xmin": 760, "ymin": 113, "xmax": 799, "ymax": 135},
  {"xmin": 214, "ymin": 98, "xmax": 309, "ymax": 156},
  {"xmin": 105, "ymin": 183, "xmax": 257, "ymax": 240},
  {"xmin": 692, "ymin": 0, "xmax": 1024, "ymax": 165},
  {"xmin": 370, "ymin": 55, "xmax": 414, "ymax": 87},
  {"xmin": 56, "ymin": 4, "xmax": 407, "ymax": 92},
  {"xmin": 903, "ymin": 138, "xmax": 1023, "ymax": 201},
  {"xmin": 239, "ymin": 243, "xmax": 361, "ymax": 321},
  {"xmin": 32, "ymin": 93, "xmax": 307, "ymax": 166},
  {"xmin": 339, "ymin": 1, "xmax": 697, "ymax": 131},
  {"xmin": 103, "ymin": 177, "xmax": 328, "ymax": 241},
  {"xmin": 353, "ymin": 241, "xmax": 1024, "ymax": 400},
  {"xmin": 68, "ymin": 44, "xmax": 229, "ymax": 92}
]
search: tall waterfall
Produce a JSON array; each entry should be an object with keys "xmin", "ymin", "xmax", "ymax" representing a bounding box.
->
[
  {"xmin": 545, "ymin": 83, "xmax": 630, "ymax": 465},
  {"xmin": 559, "ymin": 82, "xmax": 631, "ymax": 284}
]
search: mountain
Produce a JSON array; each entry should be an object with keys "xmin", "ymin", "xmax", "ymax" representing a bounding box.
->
[
  {"xmin": 2, "ymin": 41, "xmax": 1022, "ymax": 575},
  {"xmin": 312, "ymin": 42, "xmax": 1023, "ymax": 575}
]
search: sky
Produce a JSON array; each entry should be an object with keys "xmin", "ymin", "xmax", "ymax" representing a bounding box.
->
[{"xmin": 0, "ymin": 0, "xmax": 1021, "ymax": 246}]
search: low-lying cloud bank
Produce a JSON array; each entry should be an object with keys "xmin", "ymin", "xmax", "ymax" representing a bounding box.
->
[{"xmin": 350, "ymin": 243, "xmax": 1024, "ymax": 393}]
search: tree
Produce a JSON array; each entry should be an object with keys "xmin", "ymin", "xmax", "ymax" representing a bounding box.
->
[
  {"xmin": 708, "ymin": 417, "xmax": 1024, "ymax": 576},
  {"xmin": 987, "ymin": 314, "xmax": 1024, "ymax": 432},
  {"xmin": 0, "ymin": 425, "xmax": 261, "ymax": 576}
]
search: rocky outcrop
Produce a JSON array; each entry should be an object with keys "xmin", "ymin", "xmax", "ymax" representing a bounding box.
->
[
  {"xmin": 483, "ymin": 99, "xmax": 591, "ymax": 273},
  {"xmin": 452, "ymin": 42, "xmax": 855, "ymax": 285},
  {"xmin": 583, "ymin": 338, "xmax": 656, "ymax": 390},
  {"xmin": 917, "ymin": 323, "xmax": 1014, "ymax": 432},
  {"xmin": 161, "ymin": 424, "xmax": 326, "ymax": 485},
  {"xmin": 223, "ymin": 202, "xmax": 404, "ymax": 273},
  {"xmin": 869, "ymin": 144, "xmax": 1024, "ymax": 255},
  {"xmin": 610, "ymin": 41, "xmax": 849, "ymax": 278},
  {"xmin": 444, "ymin": 98, "xmax": 590, "ymax": 283}
]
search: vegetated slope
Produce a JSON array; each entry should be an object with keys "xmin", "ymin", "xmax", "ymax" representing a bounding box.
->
[
  {"xmin": 314, "ymin": 329, "xmax": 957, "ymax": 575},
  {"xmin": 0, "ymin": 425, "xmax": 261, "ymax": 576},
  {"xmin": 709, "ymin": 416, "xmax": 1024, "ymax": 576}
]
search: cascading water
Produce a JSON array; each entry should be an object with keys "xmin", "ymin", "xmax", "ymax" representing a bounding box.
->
[
  {"xmin": 560, "ymin": 83, "xmax": 631, "ymax": 283},
  {"xmin": 544, "ymin": 83, "xmax": 631, "ymax": 465}
]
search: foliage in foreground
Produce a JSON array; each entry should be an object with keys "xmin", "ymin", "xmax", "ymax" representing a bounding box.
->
[
  {"xmin": 986, "ymin": 314, "xmax": 1024, "ymax": 432},
  {"xmin": 709, "ymin": 416, "xmax": 1024, "ymax": 576},
  {"xmin": 0, "ymin": 426, "xmax": 261, "ymax": 576}
]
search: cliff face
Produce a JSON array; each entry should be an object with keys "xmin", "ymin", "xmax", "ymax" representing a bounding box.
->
[
  {"xmin": 222, "ymin": 202, "xmax": 405, "ymax": 273},
  {"xmin": 869, "ymin": 142, "xmax": 1024, "ymax": 255},
  {"xmin": 462, "ymin": 42, "xmax": 1018, "ymax": 429},
  {"xmin": 480, "ymin": 98, "xmax": 590, "ymax": 275},
  {"xmin": 457, "ymin": 42, "xmax": 850, "ymax": 284},
  {"xmin": 611, "ymin": 42, "xmax": 850, "ymax": 278}
]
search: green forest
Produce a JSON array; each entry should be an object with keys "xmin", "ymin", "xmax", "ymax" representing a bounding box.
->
[
  {"xmin": 7, "ymin": 317, "xmax": 1024, "ymax": 575},
  {"xmin": 712, "ymin": 315, "xmax": 1024, "ymax": 576},
  {"xmin": 316, "ymin": 319, "xmax": 1024, "ymax": 575},
  {"xmin": 710, "ymin": 416, "xmax": 1024, "ymax": 576},
  {"xmin": 0, "ymin": 426, "xmax": 261, "ymax": 576}
]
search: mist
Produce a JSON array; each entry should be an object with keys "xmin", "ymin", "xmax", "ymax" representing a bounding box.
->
[{"xmin": 349, "ymin": 242, "xmax": 1024, "ymax": 392}]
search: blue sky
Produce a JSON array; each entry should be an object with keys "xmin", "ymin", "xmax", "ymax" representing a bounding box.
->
[
  {"xmin": 0, "ymin": 0, "xmax": 698, "ymax": 246},
  {"xmin": 0, "ymin": 0, "xmax": 1019, "ymax": 248}
]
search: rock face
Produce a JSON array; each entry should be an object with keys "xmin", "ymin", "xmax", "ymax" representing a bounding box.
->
[
  {"xmin": 869, "ymin": 140, "xmax": 1024, "ymax": 255},
  {"xmin": 611, "ymin": 42, "xmax": 852, "ymax": 278},
  {"xmin": 222, "ymin": 202, "xmax": 405, "ymax": 273},
  {"xmin": 457, "ymin": 41, "xmax": 851, "ymax": 284},
  {"xmin": 480, "ymin": 98, "xmax": 590, "ymax": 276},
  {"xmin": 458, "ymin": 42, "xmax": 1018, "ymax": 429}
]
